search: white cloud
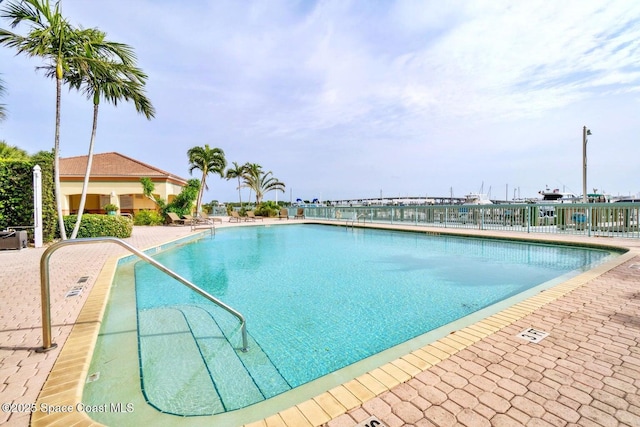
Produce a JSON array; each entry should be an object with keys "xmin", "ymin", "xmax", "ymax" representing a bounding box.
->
[{"xmin": 1, "ymin": 0, "xmax": 639, "ymax": 201}]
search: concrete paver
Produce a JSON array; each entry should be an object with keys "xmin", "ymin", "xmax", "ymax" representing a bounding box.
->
[
  {"xmin": 1, "ymin": 221, "xmax": 639, "ymax": 426},
  {"xmin": 1, "ymin": 225, "xmax": 197, "ymax": 426},
  {"xmin": 324, "ymin": 234, "xmax": 640, "ymax": 427}
]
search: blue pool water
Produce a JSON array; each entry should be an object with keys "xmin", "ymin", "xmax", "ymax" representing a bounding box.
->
[{"xmin": 129, "ymin": 224, "xmax": 612, "ymax": 416}]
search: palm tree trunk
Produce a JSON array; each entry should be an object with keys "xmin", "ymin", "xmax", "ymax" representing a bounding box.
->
[
  {"xmin": 237, "ymin": 177, "xmax": 242, "ymax": 207},
  {"xmin": 54, "ymin": 74, "xmax": 67, "ymax": 240},
  {"xmin": 196, "ymin": 174, "xmax": 206, "ymax": 214},
  {"xmin": 70, "ymin": 103, "xmax": 99, "ymax": 239}
]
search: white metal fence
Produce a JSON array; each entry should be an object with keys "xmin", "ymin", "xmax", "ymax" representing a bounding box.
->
[{"xmin": 295, "ymin": 203, "xmax": 640, "ymax": 238}]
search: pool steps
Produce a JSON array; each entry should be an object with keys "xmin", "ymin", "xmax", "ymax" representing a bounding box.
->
[{"xmin": 138, "ymin": 304, "xmax": 290, "ymax": 415}]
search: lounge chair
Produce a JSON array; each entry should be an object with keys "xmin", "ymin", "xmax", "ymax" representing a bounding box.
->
[
  {"xmin": 294, "ymin": 208, "xmax": 305, "ymax": 219},
  {"xmin": 199, "ymin": 212, "xmax": 222, "ymax": 224},
  {"xmin": 246, "ymin": 211, "xmax": 263, "ymax": 221},
  {"xmin": 278, "ymin": 208, "xmax": 289, "ymax": 220},
  {"xmin": 166, "ymin": 212, "xmax": 187, "ymax": 225},
  {"xmin": 229, "ymin": 211, "xmax": 244, "ymax": 222}
]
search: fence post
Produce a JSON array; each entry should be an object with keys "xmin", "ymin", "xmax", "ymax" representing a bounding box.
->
[{"xmin": 33, "ymin": 165, "xmax": 43, "ymax": 248}]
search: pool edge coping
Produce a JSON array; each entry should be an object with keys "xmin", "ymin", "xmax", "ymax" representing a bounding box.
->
[{"xmin": 31, "ymin": 222, "xmax": 639, "ymax": 427}]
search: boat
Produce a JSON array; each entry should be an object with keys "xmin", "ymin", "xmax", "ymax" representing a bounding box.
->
[
  {"xmin": 463, "ymin": 193, "xmax": 493, "ymax": 205},
  {"xmin": 613, "ymin": 197, "xmax": 640, "ymax": 203},
  {"xmin": 538, "ymin": 187, "xmax": 579, "ymax": 203},
  {"xmin": 537, "ymin": 187, "xmax": 579, "ymax": 218}
]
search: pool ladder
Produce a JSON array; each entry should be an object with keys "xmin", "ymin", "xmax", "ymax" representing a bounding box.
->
[{"xmin": 37, "ymin": 237, "xmax": 248, "ymax": 353}]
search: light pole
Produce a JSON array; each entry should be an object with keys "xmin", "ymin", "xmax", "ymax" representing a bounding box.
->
[{"xmin": 582, "ymin": 126, "xmax": 592, "ymax": 203}]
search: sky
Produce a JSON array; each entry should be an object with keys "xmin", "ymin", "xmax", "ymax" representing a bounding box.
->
[{"xmin": 1, "ymin": 0, "xmax": 639, "ymax": 204}]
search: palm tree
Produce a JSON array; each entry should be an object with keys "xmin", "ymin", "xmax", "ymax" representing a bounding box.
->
[
  {"xmin": 225, "ymin": 161, "xmax": 246, "ymax": 207},
  {"xmin": 1, "ymin": 0, "xmax": 77, "ymax": 239},
  {"xmin": 0, "ymin": 76, "xmax": 6, "ymax": 121},
  {"xmin": 242, "ymin": 164, "xmax": 285, "ymax": 205},
  {"xmin": 0, "ymin": 0, "xmax": 131, "ymax": 239},
  {"xmin": 187, "ymin": 145, "xmax": 226, "ymax": 215},
  {"xmin": 66, "ymin": 28, "xmax": 155, "ymax": 239},
  {"xmin": 242, "ymin": 162, "xmax": 261, "ymax": 206}
]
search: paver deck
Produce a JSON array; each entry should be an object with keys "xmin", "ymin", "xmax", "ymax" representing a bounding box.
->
[{"xmin": 1, "ymin": 220, "xmax": 639, "ymax": 426}]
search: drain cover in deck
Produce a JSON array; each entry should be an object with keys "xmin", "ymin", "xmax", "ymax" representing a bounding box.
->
[
  {"xmin": 355, "ymin": 416, "xmax": 388, "ymax": 427},
  {"xmin": 516, "ymin": 327, "xmax": 549, "ymax": 343}
]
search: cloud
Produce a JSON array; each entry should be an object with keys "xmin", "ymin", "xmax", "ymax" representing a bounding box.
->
[{"xmin": 1, "ymin": 0, "xmax": 640, "ymax": 201}]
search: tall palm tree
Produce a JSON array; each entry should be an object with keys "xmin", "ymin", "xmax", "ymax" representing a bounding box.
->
[
  {"xmin": 1, "ymin": 0, "xmax": 77, "ymax": 239},
  {"xmin": 187, "ymin": 145, "xmax": 226, "ymax": 215},
  {"xmin": 0, "ymin": 76, "xmax": 6, "ymax": 121},
  {"xmin": 242, "ymin": 165, "xmax": 285, "ymax": 205},
  {"xmin": 66, "ymin": 28, "xmax": 155, "ymax": 239},
  {"xmin": 225, "ymin": 161, "xmax": 246, "ymax": 207},
  {"xmin": 242, "ymin": 162, "xmax": 261, "ymax": 207}
]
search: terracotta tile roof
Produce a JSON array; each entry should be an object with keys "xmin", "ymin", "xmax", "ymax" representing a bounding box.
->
[{"xmin": 60, "ymin": 152, "xmax": 188, "ymax": 184}]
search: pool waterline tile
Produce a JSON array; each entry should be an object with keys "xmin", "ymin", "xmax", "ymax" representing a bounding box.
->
[{"xmin": 30, "ymin": 223, "xmax": 637, "ymax": 427}]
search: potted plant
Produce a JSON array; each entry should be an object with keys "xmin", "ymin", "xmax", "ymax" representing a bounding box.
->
[{"xmin": 104, "ymin": 203, "xmax": 119, "ymax": 215}]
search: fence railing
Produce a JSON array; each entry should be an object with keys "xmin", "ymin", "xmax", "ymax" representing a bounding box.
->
[{"xmin": 301, "ymin": 203, "xmax": 640, "ymax": 238}]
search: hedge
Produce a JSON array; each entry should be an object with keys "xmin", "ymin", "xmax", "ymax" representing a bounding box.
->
[
  {"xmin": 63, "ymin": 214, "xmax": 133, "ymax": 238},
  {"xmin": 0, "ymin": 151, "xmax": 57, "ymax": 242}
]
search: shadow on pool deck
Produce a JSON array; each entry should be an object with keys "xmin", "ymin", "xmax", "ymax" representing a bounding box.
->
[{"xmin": 1, "ymin": 221, "xmax": 639, "ymax": 426}]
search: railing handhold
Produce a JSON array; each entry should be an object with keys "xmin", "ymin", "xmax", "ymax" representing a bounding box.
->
[{"xmin": 38, "ymin": 237, "xmax": 247, "ymax": 352}]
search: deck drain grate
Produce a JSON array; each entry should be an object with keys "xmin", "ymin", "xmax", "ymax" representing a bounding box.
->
[
  {"xmin": 516, "ymin": 327, "xmax": 549, "ymax": 344},
  {"xmin": 77, "ymin": 276, "xmax": 89, "ymax": 283},
  {"xmin": 355, "ymin": 416, "xmax": 388, "ymax": 427},
  {"xmin": 65, "ymin": 285, "xmax": 84, "ymax": 298},
  {"xmin": 629, "ymin": 264, "xmax": 640, "ymax": 270}
]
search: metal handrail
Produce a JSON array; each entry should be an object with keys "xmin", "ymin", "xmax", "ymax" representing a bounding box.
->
[{"xmin": 37, "ymin": 237, "xmax": 248, "ymax": 352}]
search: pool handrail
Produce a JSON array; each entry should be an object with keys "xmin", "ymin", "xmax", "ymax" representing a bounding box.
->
[{"xmin": 37, "ymin": 237, "xmax": 248, "ymax": 352}]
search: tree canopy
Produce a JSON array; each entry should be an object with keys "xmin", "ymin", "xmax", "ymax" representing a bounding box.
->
[
  {"xmin": 188, "ymin": 144, "xmax": 226, "ymax": 215},
  {"xmin": 241, "ymin": 163, "xmax": 285, "ymax": 205}
]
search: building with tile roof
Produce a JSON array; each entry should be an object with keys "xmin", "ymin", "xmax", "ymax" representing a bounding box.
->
[{"xmin": 60, "ymin": 152, "xmax": 188, "ymax": 215}]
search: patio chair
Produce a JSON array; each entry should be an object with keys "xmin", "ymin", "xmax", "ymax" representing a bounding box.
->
[
  {"xmin": 229, "ymin": 211, "xmax": 244, "ymax": 222},
  {"xmin": 278, "ymin": 208, "xmax": 289, "ymax": 220},
  {"xmin": 246, "ymin": 211, "xmax": 264, "ymax": 221},
  {"xmin": 166, "ymin": 212, "xmax": 187, "ymax": 225},
  {"xmin": 295, "ymin": 208, "xmax": 305, "ymax": 219},
  {"xmin": 182, "ymin": 214, "xmax": 196, "ymax": 225},
  {"xmin": 199, "ymin": 212, "xmax": 222, "ymax": 224}
]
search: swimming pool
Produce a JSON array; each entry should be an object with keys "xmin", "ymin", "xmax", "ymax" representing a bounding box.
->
[{"xmin": 83, "ymin": 224, "xmax": 615, "ymax": 423}]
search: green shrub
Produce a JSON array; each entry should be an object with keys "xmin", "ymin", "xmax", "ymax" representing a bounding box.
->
[
  {"xmin": 103, "ymin": 203, "xmax": 118, "ymax": 212},
  {"xmin": 255, "ymin": 201, "xmax": 280, "ymax": 217},
  {"xmin": 0, "ymin": 151, "xmax": 56, "ymax": 242},
  {"xmin": 163, "ymin": 178, "xmax": 200, "ymax": 217},
  {"xmin": 133, "ymin": 210, "xmax": 164, "ymax": 226},
  {"xmin": 62, "ymin": 214, "xmax": 133, "ymax": 238}
]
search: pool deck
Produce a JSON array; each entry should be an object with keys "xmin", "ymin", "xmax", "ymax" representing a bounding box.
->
[{"xmin": 1, "ymin": 219, "xmax": 639, "ymax": 426}]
